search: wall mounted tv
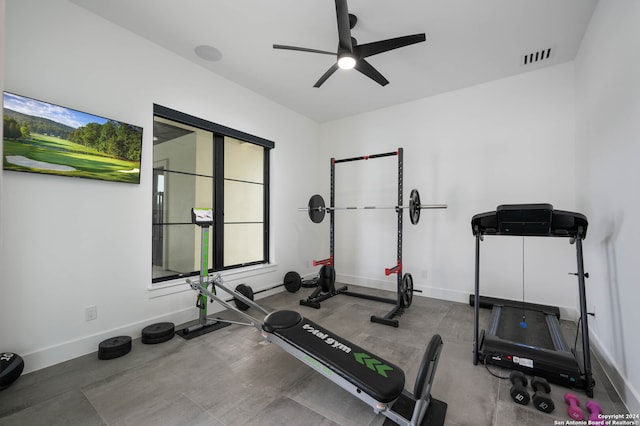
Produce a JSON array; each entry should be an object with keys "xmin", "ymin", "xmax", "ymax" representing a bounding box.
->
[{"xmin": 3, "ymin": 92, "xmax": 143, "ymax": 184}]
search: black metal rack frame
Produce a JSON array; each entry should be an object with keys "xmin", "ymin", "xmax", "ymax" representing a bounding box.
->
[{"xmin": 318, "ymin": 148, "xmax": 407, "ymax": 327}]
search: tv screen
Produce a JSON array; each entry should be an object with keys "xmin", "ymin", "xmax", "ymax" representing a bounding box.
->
[{"xmin": 3, "ymin": 92, "xmax": 143, "ymax": 184}]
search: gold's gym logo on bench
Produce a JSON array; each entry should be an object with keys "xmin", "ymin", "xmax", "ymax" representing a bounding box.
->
[
  {"xmin": 303, "ymin": 323, "xmax": 352, "ymax": 353},
  {"xmin": 354, "ymin": 353, "xmax": 394, "ymax": 378}
]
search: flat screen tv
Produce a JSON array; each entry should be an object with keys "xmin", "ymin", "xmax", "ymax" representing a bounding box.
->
[{"xmin": 3, "ymin": 92, "xmax": 143, "ymax": 184}]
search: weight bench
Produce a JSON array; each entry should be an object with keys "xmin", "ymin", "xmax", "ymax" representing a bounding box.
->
[{"xmin": 188, "ymin": 275, "xmax": 447, "ymax": 426}]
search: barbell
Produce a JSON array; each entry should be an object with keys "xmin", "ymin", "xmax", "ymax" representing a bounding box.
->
[{"xmin": 299, "ymin": 189, "xmax": 447, "ymax": 225}]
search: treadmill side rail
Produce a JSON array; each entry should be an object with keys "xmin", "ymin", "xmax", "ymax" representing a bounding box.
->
[{"xmin": 545, "ymin": 314, "xmax": 572, "ymax": 353}]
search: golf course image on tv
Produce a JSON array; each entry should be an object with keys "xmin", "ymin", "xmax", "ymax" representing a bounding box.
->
[{"xmin": 3, "ymin": 92, "xmax": 143, "ymax": 184}]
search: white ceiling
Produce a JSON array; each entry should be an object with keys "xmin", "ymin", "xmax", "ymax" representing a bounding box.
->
[{"xmin": 69, "ymin": 0, "xmax": 598, "ymax": 123}]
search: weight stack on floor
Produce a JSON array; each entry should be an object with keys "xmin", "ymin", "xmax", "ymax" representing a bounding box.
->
[
  {"xmin": 98, "ymin": 336, "xmax": 132, "ymax": 360},
  {"xmin": 141, "ymin": 322, "xmax": 175, "ymax": 344}
]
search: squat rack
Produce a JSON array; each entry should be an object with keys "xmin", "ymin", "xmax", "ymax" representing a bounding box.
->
[{"xmin": 313, "ymin": 148, "xmax": 412, "ymax": 327}]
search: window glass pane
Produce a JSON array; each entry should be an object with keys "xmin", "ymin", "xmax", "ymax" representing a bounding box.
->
[
  {"xmin": 223, "ymin": 135, "xmax": 264, "ymax": 267},
  {"xmin": 154, "ymin": 117, "xmax": 213, "ymax": 176},
  {"xmin": 224, "ymin": 223, "xmax": 264, "ymax": 266},
  {"xmin": 153, "ymin": 115, "xmax": 215, "ymax": 281},
  {"xmin": 155, "ymin": 171, "xmax": 213, "ymax": 224},
  {"xmin": 224, "ymin": 180, "xmax": 263, "ymax": 223},
  {"xmin": 152, "ymin": 224, "xmax": 212, "ymax": 280},
  {"xmin": 224, "ymin": 136, "xmax": 263, "ymax": 183}
]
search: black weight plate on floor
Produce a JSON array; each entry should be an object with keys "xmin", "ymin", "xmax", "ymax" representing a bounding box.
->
[
  {"xmin": 308, "ymin": 194, "xmax": 326, "ymax": 224},
  {"xmin": 401, "ymin": 273, "xmax": 414, "ymax": 307},
  {"xmin": 141, "ymin": 322, "xmax": 175, "ymax": 344},
  {"xmin": 319, "ymin": 265, "xmax": 336, "ymax": 293},
  {"xmin": 98, "ymin": 336, "xmax": 132, "ymax": 360},
  {"xmin": 409, "ymin": 189, "xmax": 421, "ymax": 225},
  {"xmin": 234, "ymin": 284, "xmax": 254, "ymax": 311},
  {"xmin": 283, "ymin": 271, "xmax": 302, "ymax": 293},
  {"xmin": 0, "ymin": 352, "xmax": 24, "ymax": 390}
]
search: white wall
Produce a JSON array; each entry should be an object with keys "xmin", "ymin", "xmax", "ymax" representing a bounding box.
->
[
  {"xmin": 318, "ymin": 63, "xmax": 580, "ymax": 314},
  {"xmin": 574, "ymin": 0, "xmax": 640, "ymax": 414},
  {"xmin": 1, "ymin": 0, "xmax": 322, "ymax": 373}
]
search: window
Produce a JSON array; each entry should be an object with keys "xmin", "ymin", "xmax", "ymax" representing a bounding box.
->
[{"xmin": 152, "ymin": 105, "xmax": 273, "ymax": 283}]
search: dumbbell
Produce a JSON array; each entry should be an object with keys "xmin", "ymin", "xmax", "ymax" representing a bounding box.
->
[
  {"xmin": 586, "ymin": 400, "xmax": 605, "ymax": 425},
  {"xmin": 509, "ymin": 371, "xmax": 530, "ymax": 405},
  {"xmin": 564, "ymin": 393, "xmax": 585, "ymax": 420},
  {"xmin": 531, "ymin": 376, "xmax": 555, "ymax": 413}
]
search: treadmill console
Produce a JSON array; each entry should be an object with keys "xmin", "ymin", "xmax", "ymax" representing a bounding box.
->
[
  {"xmin": 471, "ymin": 204, "xmax": 587, "ymax": 238},
  {"xmin": 497, "ymin": 204, "xmax": 552, "ymax": 235}
]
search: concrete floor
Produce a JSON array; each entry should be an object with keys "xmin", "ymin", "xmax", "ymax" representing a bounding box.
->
[{"xmin": 0, "ymin": 285, "xmax": 629, "ymax": 425}]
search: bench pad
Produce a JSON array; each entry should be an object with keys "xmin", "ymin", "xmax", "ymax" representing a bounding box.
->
[{"xmin": 263, "ymin": 310, "xmax": 405, "ymax": 403}]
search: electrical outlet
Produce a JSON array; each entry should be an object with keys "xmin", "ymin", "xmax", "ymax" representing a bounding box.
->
[{"xmin": 85, "ymin": 305, "xmax": 97, "ymax": 321}]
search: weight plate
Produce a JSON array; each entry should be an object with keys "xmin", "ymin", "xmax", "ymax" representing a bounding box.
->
[
  {"xmin": 0, "ymin": 352, "xmax": 24, "ymax": 390},
  {"xmin": 409, "ymin": 189, "xmax": 421, "ymax": 225},
  {"xmin": 308, "ymin": 194, "xmax": 326, "ymax": 224},
  {"xmin": 283, "ymin": 271, "xmax": 302, "ymax": 293},
  {"xmin": 234, "ymin": 284, "xmax": 254, "ymax": 311},
  {"xmin": 98, "ymin": 336, "xmax": 132, "ymax": 360},
  {"xmin": 142, "ymin": 322, "xmax": 175, "ymax": 344},
  {"xmin": 401, "ymin": 273, "xmax": 414, "ymax": 307},
  {"xmin": 319, "ymin": 265, "xmax": 336, "ymax": 293}
]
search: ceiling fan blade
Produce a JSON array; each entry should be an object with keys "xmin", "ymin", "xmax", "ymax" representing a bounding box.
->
[
  {"xmin": 273, "ymin": 44, "xmax": 336, "ymax": 55},
  {"xmin": 334, "ymin": 0, "xmax": 352, "ymax": 54},
  {"xmin": 356, "ymin": 33, "xmax": 426, "ymax": 58},
  {"xmin": 313, "ymin": 63, "xmax": 339, "ymax": 88},
  {"xmin": 354, "ymin": 58, "xmax": 389, "ymax": 86}
]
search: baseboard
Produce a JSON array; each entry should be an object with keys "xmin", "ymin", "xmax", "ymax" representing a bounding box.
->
[
  {"xmin": 589, "ymin": 331, "xmax": 640, "ymax": 415},
  {"xmin": 21, "ymin": 279, "xmax": 282, "ymax": 375},
  {"xmin": 21, "ymin": 307, "xmax": 198, "ymax": 374}
]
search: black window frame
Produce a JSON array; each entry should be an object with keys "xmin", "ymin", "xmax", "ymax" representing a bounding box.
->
[{"xmin": 152, "ymin": 104, "xmax": 274, "ymax": 284}]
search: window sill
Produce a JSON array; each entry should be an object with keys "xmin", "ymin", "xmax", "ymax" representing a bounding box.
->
[{"xmin": 147, "ymin": 263, "xmax": 278, "ymax": 299}]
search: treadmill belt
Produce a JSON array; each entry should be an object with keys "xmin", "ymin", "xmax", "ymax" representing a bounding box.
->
[{"xmin": 497, "ymin": 307, "xmax": 555, "ymax": 350}]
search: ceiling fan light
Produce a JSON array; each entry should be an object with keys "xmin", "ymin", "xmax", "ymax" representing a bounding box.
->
[{"xmin": 337, "ymin": 55, "xmax": 356, "ymax": 70}]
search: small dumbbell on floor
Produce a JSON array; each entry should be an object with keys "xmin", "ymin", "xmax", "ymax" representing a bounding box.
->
[
  {"xmin": 587, "ymin": 400, "xmax": 605, "ymax": 425},
  {"xmin": 509, "ymin": 371, "xmax": 530, "ymax": 405},
  {"xmin": 564, "ymin": 393, "xmax": 585, "ymax": 420},
  {"xmin": 531, "ymin": 376, "xmax": 555, "ymax": 413}
]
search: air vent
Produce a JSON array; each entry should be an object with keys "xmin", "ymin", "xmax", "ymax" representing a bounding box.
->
[{"xmin": 523, "ymin": 48, "xmax": 553, "ymax": 66}]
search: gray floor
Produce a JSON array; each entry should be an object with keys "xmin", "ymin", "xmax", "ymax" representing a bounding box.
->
[{"xmin": 0, "ymin": 285, "xmax": 628, "ymax": 426}]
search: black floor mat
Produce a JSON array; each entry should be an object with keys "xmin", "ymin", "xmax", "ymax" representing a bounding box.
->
[
  {"xmin": 175, "ymin": 319, "xmax": 231, "ymax": 340},
  {"xmin": 382, "ymin": 393, "xmax": 448, "ymax": 426}
]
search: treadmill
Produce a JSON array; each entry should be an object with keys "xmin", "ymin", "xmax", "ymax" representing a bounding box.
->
[{"xmin": 471, "ymin": 204, "xmax": 595, "ymax": 397}]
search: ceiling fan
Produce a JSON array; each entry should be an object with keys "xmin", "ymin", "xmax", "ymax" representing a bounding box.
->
[{"xmin": 273, "ymin": 0, "xmax": 426, "ymax": 88}]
